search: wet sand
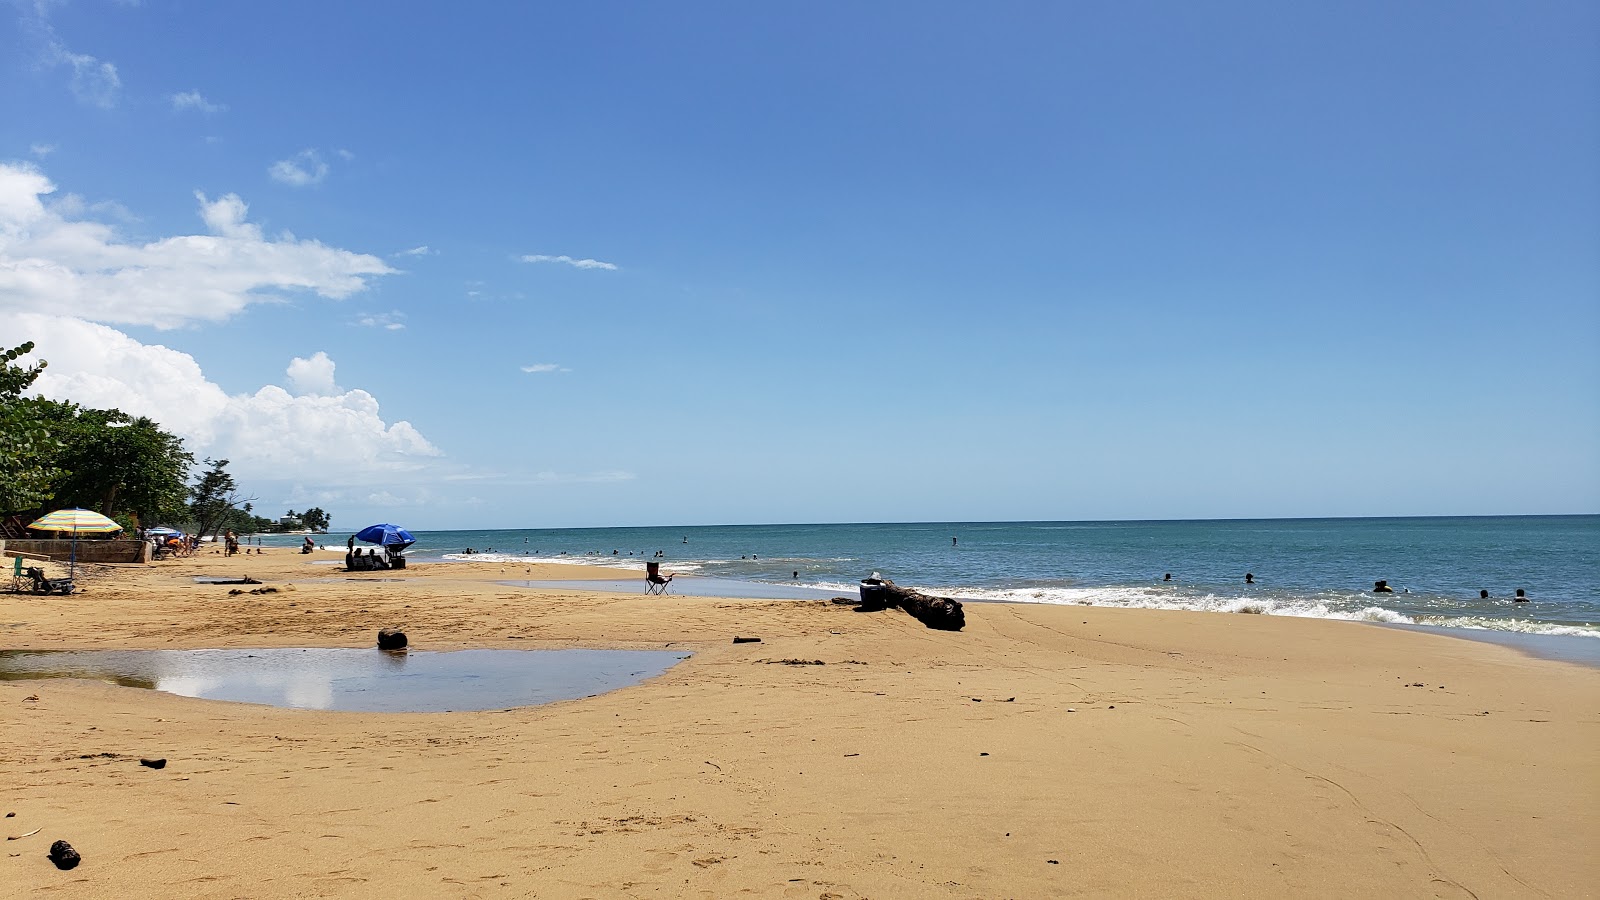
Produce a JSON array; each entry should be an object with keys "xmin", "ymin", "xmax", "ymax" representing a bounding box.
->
[{"xmin": 3, "ymin": 549, "xmax": 1596, "ymax": 898}]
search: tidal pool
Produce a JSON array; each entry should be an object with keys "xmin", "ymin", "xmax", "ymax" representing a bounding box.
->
[{"xmin": 0, "ymin": 647, "xmax": 688, "ymax": 712}]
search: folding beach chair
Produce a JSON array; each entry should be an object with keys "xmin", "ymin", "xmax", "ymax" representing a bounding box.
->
[
  {"xmin": 8, "ymin": 556, "xmax": 23, "ymax": 593},
  {"xmin": 23, "ymin": 566, "xmax": 74, "ymax": 595},
  {"xmin": 645, "ymin": 561, "xmax": 672, "ymax": 595}
]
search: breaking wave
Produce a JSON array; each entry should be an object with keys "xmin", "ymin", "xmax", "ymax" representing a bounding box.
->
[{"xmin": 922, "ymin": 585, "xmax": 1599, "ymax": 638}]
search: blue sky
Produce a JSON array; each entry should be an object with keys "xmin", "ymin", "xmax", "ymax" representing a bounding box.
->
[{"xmin": 2, "ymin": 1, "xmax": 1596, "ymax": 529}]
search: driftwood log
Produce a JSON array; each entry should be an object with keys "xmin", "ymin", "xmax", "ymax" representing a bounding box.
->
[{"xmin": 860, "ymin": 579, "xmax": 964, "ymax": 631}]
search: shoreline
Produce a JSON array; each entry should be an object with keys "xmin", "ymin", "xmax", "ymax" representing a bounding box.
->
[
  {"xmin": 500, "ymin": 569, "xmax": 1600, "ymax": 666},
  {"xmin": 3, "ymin": 550, "xmax": 1596, "ymax": 897}
]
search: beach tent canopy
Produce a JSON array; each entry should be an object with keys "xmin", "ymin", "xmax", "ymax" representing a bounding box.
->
[
  {"xmin": 147, "ymin": 526, "xmax": 185, "ymax": 537},
  {"xmin": 356, "ymin": 523, "xmax": 415, "ymax": 549}
]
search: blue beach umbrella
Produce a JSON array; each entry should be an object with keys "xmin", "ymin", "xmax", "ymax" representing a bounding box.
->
[{"xmin": 355, "ymin": 523, "xmax": 415, "ymax": 549}]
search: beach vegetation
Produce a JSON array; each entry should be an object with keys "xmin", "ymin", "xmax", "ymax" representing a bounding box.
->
[
  {"xmin": 189, "ymin": 458, "xmax": 255, "ymax": 539},
  {"xmin": 0, "ymin": 342, "xmax": 65, "ymax": 514},
  {"xmin": 296, "ymin": 507, "xmax": 331, "ymax": 533},
  {"xmin": 35, "ymin": 405, "xmax": 194, "ymax": 525}
]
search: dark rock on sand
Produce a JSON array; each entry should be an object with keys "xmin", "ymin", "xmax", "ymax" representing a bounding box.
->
[
  {"xmin": 48, "ymin": 840, "xmax": 80, "ymax": 870},
  {"xmin": 139, "ymin": 758, "xmax": 166, "ymax": 769},
  {"xmin": 377, "ymin": 629, "xmax": 408, "ymax": 650}
]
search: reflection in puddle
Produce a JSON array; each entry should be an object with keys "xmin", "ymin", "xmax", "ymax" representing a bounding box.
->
[{"xmin": 0, "ymin": 648, "xmax": 688, "ymax": 713}]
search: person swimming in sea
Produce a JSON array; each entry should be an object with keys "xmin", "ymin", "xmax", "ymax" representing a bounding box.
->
[
  {"xmin": 1244, "ymin": 572, "xmax": 1255, "ymax": 584},
  {"xmin": 1514, "ymin": 589, "xmax": 1529, "ymax": 602},
  {"xmin": 1373, "ymin": 580, "xmax": 1394, "ymax": 593}
]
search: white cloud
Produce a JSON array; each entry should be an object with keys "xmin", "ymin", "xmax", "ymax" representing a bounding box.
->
[
  {"xmin": 396, "ymin": 245, "xmax": 433, "ymax": 257},
  {"xmin": 336, "ymin": 148, "xmax": 355, "ymax": 161},
  {"xmin": 520, "ymin": 363, "xmax": 569, "ymax": 373},
  {"xmin": 30, "ymin": 143, "xmax": 55, "ymax": 157},
  {"xmin": 53, "ymin": 45, "xmax": 121, "ymax": 108},
  {"xmin": 519, "ymin": 254, "xmax": 618, "ymax": 270},
  {"xmin": 286, "ymin": 351, "xmax": 339, "ymax": 396},
  {"xmin": 0, "ymin": 313, "xmax": 443, "ymax": 485},
  {"xmin": 268, "ymin": 149, "xmax": 329, "ymax": 187},
  {"xmin": 0, "ymin": 162, "xmax": 394, "ymax": 329},
  {"xmin": 353, "ymin": 311, "xmax": 405, "ymax": 330},
  {"xmin": 19, "ymin": 3, "xmax": 122, "ymax": 108},
  {"xmin": 169, "ymin": 90, "xmax": 226, "ymax": 114}
]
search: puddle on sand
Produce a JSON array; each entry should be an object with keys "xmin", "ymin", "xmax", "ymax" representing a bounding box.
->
[{"xmin": 0, "ymin": 648, "xmax": 688, "ymax": 712}]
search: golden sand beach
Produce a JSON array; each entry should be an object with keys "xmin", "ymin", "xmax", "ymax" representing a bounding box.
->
[{"xmin": 2, "ymin": 549, "xmax": 1595, "ymax": 898}]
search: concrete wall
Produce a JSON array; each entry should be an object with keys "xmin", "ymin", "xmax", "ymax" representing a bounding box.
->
[{"xmin": 0, "ymin": 539, "xmax": 150, "ymax": 564}]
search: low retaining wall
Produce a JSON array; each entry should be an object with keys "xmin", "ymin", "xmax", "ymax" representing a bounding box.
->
[{"xmin": 0, "ymin": 539, "xmax": 150, "ymax": 564}]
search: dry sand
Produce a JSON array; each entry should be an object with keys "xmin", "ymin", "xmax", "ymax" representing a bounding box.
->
[{"xmin": 2, "ymin": 549, "xmax": 1596, "ymax": 898}]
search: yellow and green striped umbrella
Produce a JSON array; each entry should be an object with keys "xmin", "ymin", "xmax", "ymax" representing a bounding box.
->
[
  {"xmin": 29, "ymin": 508, "xmax": 123, "ymax": 534},
  {"xmin": 28, "ymin": 508, "xmax": 122, "ymax": 579}
]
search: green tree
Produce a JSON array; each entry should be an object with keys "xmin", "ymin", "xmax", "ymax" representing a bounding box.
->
[
  {"xmin": 300, "ymin": 506, "xmax": 330, "ymax": 533},
  {"xmin": 190, "ymin": 458, "xmax": 254, "ymax": 538},
  {"xmin": 42, "ymin": 406, "xmax": 194, "ymax": 525},
  {"xmin": 0, "ymin": 341, "xmax": 64, "ymax": 515}
]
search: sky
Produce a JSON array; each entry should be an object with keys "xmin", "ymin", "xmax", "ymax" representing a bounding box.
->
[{"xmin": 1, "ymin": 1, "xmax": 1596, "ymax": 530}]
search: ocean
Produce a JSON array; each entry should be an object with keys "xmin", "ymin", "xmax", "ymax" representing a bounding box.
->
[{"xmin": 264, "ymin": 516, "xmax": 1599, "ymax": 642}]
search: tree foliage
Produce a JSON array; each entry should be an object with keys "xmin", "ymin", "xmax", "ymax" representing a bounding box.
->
[
  {"xmin": 190, "ymin": 458, "xmax": 254, "ymax": 538},
  {"xmin": 38, "ymin": 405, "xmax": 194, "ymax": 526},
  {"xmin": 0, "ymin": 342, "xmax": 64, "ymax": 513},
  {"xmin": 300, "ymin": 507, "xmax": 331, "ymax": 532}
]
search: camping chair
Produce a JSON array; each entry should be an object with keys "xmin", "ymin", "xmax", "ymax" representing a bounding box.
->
[
  {"xmin": 645, "ymin": 561, "xmax": 673, "ymax": 595},
  {"xmin": 8, "ymin": 556, "xmax": 23, "ymax": 592}
]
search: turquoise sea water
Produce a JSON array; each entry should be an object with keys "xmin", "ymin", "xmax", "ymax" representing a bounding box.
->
[{"xmin": 265, "ymin": 516, "xmax": 1598, "ymax": 640}]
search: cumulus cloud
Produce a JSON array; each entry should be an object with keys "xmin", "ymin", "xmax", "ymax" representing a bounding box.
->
[
  {"xmin": 30, "ymin": 143, "xmax": 55, "ymax": 157},
  {"xmin": 519, "ymin": 254, "xmax": 617, "ymax": 270},
  {"xmin": 0, "ymin": 162, "xmax": 394, "ymax": 329},
  {"xmin": 268, "ymin": 149, "xmax": 328, "ymax": 187},
  {"xmin": 286, "ymin": 351, "xmax": 339, "ymax": 396},
  {"xmin": 520, "ymin": 363, "xmax": 569, "ymax": 373},
  {"xmin": 0, "ymin": 313, "xmax": 442, "ymax": 484},
  {"xmin": 169, "ymin": 90, "xmax": 226, "ymax": 113}
]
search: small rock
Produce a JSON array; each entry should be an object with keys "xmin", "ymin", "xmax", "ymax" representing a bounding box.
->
[
  {"xmin": 979, "ymin": 752, "xmax": 989, "ymax": 757},
  {"xmin": 139, "ymin": 758, "xmax": 166, "ymax": 770},
  {"xmin": 971, "ymin": 698, "xmax": 982, "ymax": 702},
  {"xmin": 4, "ymin": 812, "xmax": 13, "ymax": 817},
  {"xmin": 1047, "ymin": 859, "xmax": 1059, "ymax": 865},
  {"xmin": 1066, "ymin": 708, "xmax": 1076, "ymax": 713},
  {"xmin": 48, "ymin": 840, "xmax": 80, "ymax": 870},
  {"xmin": 377, "ymin": 629, "xmax": 408, "ymax": 650},
  {"xmin": 732, "ymin": 636, "xmax": 761, "ymax": 644}
]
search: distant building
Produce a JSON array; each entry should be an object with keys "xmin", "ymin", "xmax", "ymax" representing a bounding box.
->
[{"xmin": 279, "ymin": 516, "xmax": 302, "ymax": 527}]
